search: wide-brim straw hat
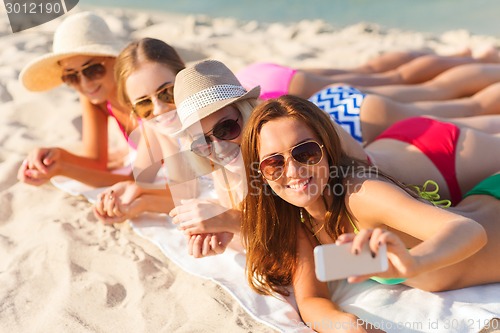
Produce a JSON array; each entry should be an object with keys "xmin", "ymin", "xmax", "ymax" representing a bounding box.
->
[
  {"xmin": 19, "ymin": 11, "xmax": 122, "ymax": 92},
  {"xmin": 174, "ymin": 59, "xmax": 260, "ymax": 132}
]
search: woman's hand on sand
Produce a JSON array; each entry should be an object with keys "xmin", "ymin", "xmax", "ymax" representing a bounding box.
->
[
  {"xmin": 93, "ymin": 181, "xmax": 143, "ymax": 224},
  {"xmin": 92, "ymin": 198, "xmax": 144, "ymax": 224},
  {"xmin": 17, "ymin": 147, "xmax": 62, "ymax": 185},
  {"xmin": 169, "ymin": 199, "xmax": 240, "ymax": 235},
  {"xmin": 187, "ymin": 232, "xmax": 234, "ymax": 258},
  {"xmin": 336, "ymin": 228, "xmax": 418, "ymax": 283}
]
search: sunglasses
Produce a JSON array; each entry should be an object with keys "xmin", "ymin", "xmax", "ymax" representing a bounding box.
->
[
  {"xmin": 259, "ymin": 140, "xmax": 324, "ymax": 181},
  {"xmin": 61, "ymin": 62, "xmax": 106, "ymax": 86},
  {"xmin": 190, "ymin": 114, "xmax": 242, "ymax": 157},
  {"xmin": 132, "ymin": 83, "xmax": 175, "ymax": 119}
]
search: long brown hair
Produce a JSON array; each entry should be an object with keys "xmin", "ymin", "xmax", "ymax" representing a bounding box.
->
[
  {"xmin": 240, "ymin": 95, "xmax": 417, "ymax": 296},
  {"xmin": 114, "ymin": 37, "xmax": 185, "ymax": 108}
]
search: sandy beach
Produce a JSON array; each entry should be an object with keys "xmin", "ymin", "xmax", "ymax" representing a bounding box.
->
[{"xmin": 1, "ymin": 6, "xmax": 500, "ymax": 333}]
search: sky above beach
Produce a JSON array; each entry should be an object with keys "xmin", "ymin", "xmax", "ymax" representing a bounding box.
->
[{"xmin": 82, "ymin": 0, "xmax": 500, "ymax": 35}]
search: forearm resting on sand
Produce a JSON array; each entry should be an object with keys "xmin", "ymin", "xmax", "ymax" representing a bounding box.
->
[
  {"xmin": 57, "ymin": 149, "xmax": 133, "ymax": 187},
  {"xmin": 137, "ymin": 192, "xmax": 175, "ymax": 214},
  {"xmin": 95, "ymin": 182, "xmax": 175, "ymax": 220},
  {"xmin": 19, "ymin": 147, "xmax": 132, "ymax": 187}
]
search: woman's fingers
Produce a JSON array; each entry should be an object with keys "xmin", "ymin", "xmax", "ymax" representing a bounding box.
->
[
  {"xmin": 112, "ymin": 204, "xmax": 123, "ymax": 217},
  {"xmin": 185, "ymin": 233, "xmax": 226, "ymax": 258},
  {"xmin": 369, "ymin": 228, "xmax": 385, "ymax": 255},
  {"xmin": 17, "ymin": 160, "xmax": 28, "ymax": 180},
  {"xmin": 111, "ymin": 195, "xmax": 125, "ymax": 217},
  {"xmin": 336, "ymin": 233, "xmax": 356, "ymax": 245},
  {"xmin": 32, "ymin": 151, "xmax": 50, "ymax": 174},
  {"xmin": 42, "ymin": 149, "xmax": 55, "ymax": 166},
  {"xmin": 192, "ymin": 235, "xmax": 204, "ymax": 258},
  {"xmin": 187, "ymin": 235, "xmax": 196, "ymax": 256},
  {"xmin": 171, "ymin": 210, "xmax": 193, "ymax": 225},
  {"xmin": 93, "ymin": 206, "xmax": 128, "ymax": 224},
  {"xmin": 20, "ymin": 167, "xmax": 50, "ymax": 185},
  {"xmin": 94, "ymin": 192, "xmax": 106, "ymax": 215},
  {"xmin": 349, "ymin": 228, "xmax": 391, "ymax": 257},
  {"xmin": 351, "ymin": 229, "xmax": 373, "ymax": 255},
  {"xmin": 95, "ymin": 190, "xmax": 126, "ymax": 218},
  {"xmin": 169, "ymin": 203, "xmax": 192, "ymax": 218},
  {"xmin": 211, "ymin": 234, "xmax": 227, "ymax": 254},
  {"xmin": 202, "ymin": 234, "xmax": 212, "ymax": 256},
  {"xmin": 104, "ymin": 191, "xmax": 116, "ymax": 216}
]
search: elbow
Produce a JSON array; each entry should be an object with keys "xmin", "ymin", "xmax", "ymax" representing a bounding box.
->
[
  {"xmin": 82, "ymin": 150, "xmax": 108, "ymax": 171},
  {"xmin": 476, "ymin": 222, "xmax": 488, "ymax": 250},
  {"xmin": 296, "ymin": 295, "xmax": 352, "ymax": 330},
  {"xmin": 95, "ymin": 158, "xmax": 109, "ymax": 171},
  {"xmin": 466, "ymin": 218, "xmax": 488, "ymax": 253}
]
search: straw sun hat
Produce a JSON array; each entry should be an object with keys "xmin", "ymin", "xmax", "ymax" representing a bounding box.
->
[
  {"xmin": 174, "ymin": 59, "xmax": 260, "ymax": 131},
  {"xmin": 19, "ymin": 11, "xmax": 123, "ymax": 92}
]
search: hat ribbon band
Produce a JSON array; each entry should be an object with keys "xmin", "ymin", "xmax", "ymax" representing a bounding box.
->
[{"xmin": 178, "ymin": 84, "xmax": 247, "ymax": 123}]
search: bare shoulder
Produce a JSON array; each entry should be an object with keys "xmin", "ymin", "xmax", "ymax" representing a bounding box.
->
[
  {"xmin": 343, "ymin": 175, "xmax": 409, "ymax": 199},
  {"xmin": 343, "ymin": 175, "xmax": 425, "ymax": 227}
]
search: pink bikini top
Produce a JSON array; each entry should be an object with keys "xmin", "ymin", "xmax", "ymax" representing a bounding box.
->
[{"xmin": 106, "ymin": 101, "xmax": 138, "ymax": 149}]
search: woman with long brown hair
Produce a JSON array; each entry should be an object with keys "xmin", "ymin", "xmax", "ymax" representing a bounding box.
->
[{"xmin": 239, "ymin": 95, "xmax": 500, "ymax": 332}]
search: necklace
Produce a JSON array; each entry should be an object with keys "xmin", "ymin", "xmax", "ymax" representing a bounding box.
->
[{"xmin": 300, "ymin": 208, "xmax": 325, "ymax": 244}]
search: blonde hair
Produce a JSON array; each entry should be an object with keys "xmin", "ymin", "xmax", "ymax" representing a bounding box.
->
[
  {"xmin": 216, "ymin": 98, "xmax": 259, "ymax": 208},
  {"xmin": 235, "ymin": 99, "xmax": 259, "ymax": 123},
  {"xmin": 114, "ymin": 37, "xmax": 185, "ymax": 108}
]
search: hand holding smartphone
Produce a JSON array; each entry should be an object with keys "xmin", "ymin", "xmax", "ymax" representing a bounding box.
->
[{"xmin": 314, "ymin": 242, "xmax": 389, "ymax": 282}]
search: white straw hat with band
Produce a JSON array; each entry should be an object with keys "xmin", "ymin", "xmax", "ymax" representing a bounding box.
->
[
  {"xmin": 19, "ymin": 11, "xmax": 123, "ymax": 92},
  {"xmin": 174, "ymin": 59, "xmax": 260, "ymax": 132}
]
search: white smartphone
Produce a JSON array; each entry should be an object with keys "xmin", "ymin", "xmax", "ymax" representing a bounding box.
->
[{"xmin": 314, "ymin": 242, "xmax": 389, "ymax": 282}]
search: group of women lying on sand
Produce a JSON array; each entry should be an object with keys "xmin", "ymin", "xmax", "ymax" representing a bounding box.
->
[{"xmin": 18, "ymin": 12, "xmax": 500, "ymax": 332}]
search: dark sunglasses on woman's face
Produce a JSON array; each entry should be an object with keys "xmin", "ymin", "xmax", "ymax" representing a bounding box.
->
[
  {"xmin": 190, "ymin": 113, "xmax": 242, "ymax": 157},
  {"xmin": 132, "ymin": 83, "xmax": 175, "ymax": 119},
  {"xmin": 61, "ymin": 62, "xmax": 107, "ymax": 86},
  {"xmin": 258, "ymin": 140, "xmax": 324, "ymax": 181}
]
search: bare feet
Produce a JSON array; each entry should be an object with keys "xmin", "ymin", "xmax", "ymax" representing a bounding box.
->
[
  {"xmin": 475, "ymin": 82, "xmax": 500, "ymax": 115},
  {"xmin": 357, "ymin": 49, "xmax": 432, "ymax": 74}
]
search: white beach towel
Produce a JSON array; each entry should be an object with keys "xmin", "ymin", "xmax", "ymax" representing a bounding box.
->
[{"xmin": 52, "ymin": 177, "xmax": 500, "ymax": 333}]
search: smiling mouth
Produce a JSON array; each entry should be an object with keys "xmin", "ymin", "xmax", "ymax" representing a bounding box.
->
[
  {"xmin": 85, "ymin": 85, "xmax": 101, "ymax": 95},
  {"xmin": 214, "ymin": 147, "xmax": 240, "ymax": 165},
  {"xmin": 153, "ymin": 111, "xmax": 178, "ymax": 125},
  {"xmin": 287, "ymin": 177, "xmax": 311, "ymax": 190}
]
